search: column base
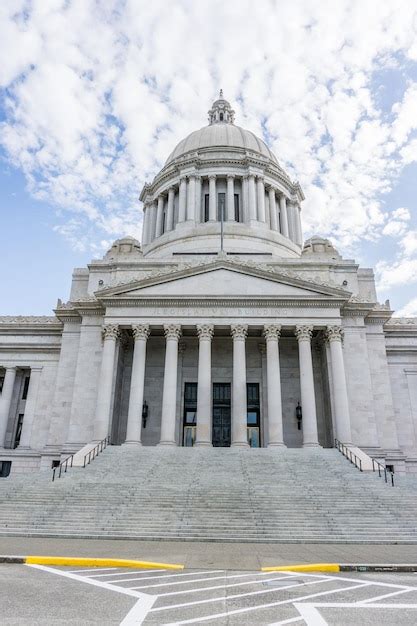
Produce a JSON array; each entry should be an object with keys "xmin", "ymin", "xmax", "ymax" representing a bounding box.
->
[
  {"xmin": 268, "ymin": 442, "xmax": 287, "ymax": 448},
  {"xmin": 122, "ymin": 441, "xmax": 142, "ymax": 447},
  {"xmin": 195, "ymin": 441, "xmax": 213, "ymax": 447},
  {"xmin": 157, "ymin": 441, "xmax": 177, "ymax": 446},
  {"xmin": 231, "ymin": 441, "xmax": 250, "ymax": 448},
  {"xmin": 303, "ymin": 442, "xmax": 322, "ymax": 448}
]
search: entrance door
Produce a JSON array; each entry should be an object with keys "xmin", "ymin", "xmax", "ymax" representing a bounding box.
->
[{"xmin": 212, "ymin": 383, "xmax": 231, "ymax": 447}]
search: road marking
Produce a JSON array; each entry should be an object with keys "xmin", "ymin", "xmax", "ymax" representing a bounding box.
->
[
  {"xmin": 119, "ymin": 594, "xmax": 157, "ymax": 626},
  {"xmin": 67, "ymin": 567, "xmax": 122, "ymax": 573},
  {"xmin": 163, "ymin": 582, "xmax": 369, "ymax": 624},
  {"xmin": 132, "ymin": 570, "xmax": 274, "ymax": 591},
  {"xmin": 283, "ymin": 569, "xmax": 417, "ymax": 590},
  {"xmin": 293, "ymin": 603, "xmax": 328, "ymax": 626},
  {"xmin": 87, "ymin": 569, "xmax": 222, "ymax": 580},
  {"xmin": 358, "ymin": 588, "xmax": 414, "ymax": 603},
  {"xmin": 87, "ymin": 568, "xmax": 168, "ymax": 577},
  {"xmin": 293, "ymin": 600, "xmax": 417, "ymax": 625},
  {"xmin": 156, "ymin": 574, "xmax": 307, "ymax": 597}
]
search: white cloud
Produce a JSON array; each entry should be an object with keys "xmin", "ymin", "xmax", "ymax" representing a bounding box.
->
[
  {"xmin": 394, "ymin": 297, "xmax": 417, "ymax": 317},
  {"xmin": 0, "ymin": 0, "xmax": 417, "ymax": 256}
]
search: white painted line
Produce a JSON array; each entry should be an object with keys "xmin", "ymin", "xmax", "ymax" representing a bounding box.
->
[
  {"xmin": 27, "ymin": 564, "xmax": 146, "ymax": 599},
  {"xmin": 104, "ymin": 570, "xmax": 226, "ymax": 584},
  {"xmin": 88, "ymin": 569, "xmax": 221, "ymax": 580},
  {"xmin": 358, "ymin": 588, "xmax": 414, "ymax": 604},
  {"xmin": 119, "ymin": 594, "xmax": 157, "ymax": 626},
  {"xmin": 88, "ymin": 568, "xmax": 167, "ymax": 578},
  {"xmin": 163, "ymin": 582, "xmax": 369, "ymax": 625},
  {"xmin": 282, "ymin": 569, "xmax": 417, "ymax": 590},
  {"xmin": 293, "ymin": 603, "xmax": 328, "ymax": 626},
  {"xmin": 131, "ymin": 570, "xmax": 275, "ymax": 591},
  {"xmin": 155, "ymin": 574, "xmax": 303, "ymax": 597},
  {"xmin": 296, "ymin": 601, "xmax": 417, "ymax": 609},
  {"xmin": 67, "ymin": 567, "xmax": 122, "ymax": 573},
  {"xmin": 267, "ymin": 618, "xmax": 304, "ymax": 626},
  {"xmin": 152, "ymin": 577, "xmax": 328, "ymax": 611}
]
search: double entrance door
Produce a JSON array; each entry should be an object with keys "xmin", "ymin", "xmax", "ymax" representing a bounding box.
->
[{"xmin": 183, "ymin": 382, "xmax": 260, "ymax": 447}]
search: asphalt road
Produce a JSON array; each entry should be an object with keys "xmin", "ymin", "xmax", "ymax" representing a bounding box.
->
[{"xmin": 2, "ymin": 564, "xmax": 417, "ymax": 625}]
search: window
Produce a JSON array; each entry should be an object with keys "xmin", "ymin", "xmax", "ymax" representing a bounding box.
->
[
  {"xmin": 183, "ymin": 383, "xmax": 198, "ymax": 446},
  {"xmin": 22, "ymin": 376, "xmax": 30, "ymax": 400},
  {"xmin": 234, "ymin": 194, "xmax": 240, "ymax": 222},
  {"xmin": 204, "ymin": 194, "xmax": 209, "ymax": 222},
  {"xmin": 13, "ymin": 414, "xmax": 24, "ymax": 448},
  {"xmin": 0, "ymin": 461, "xmax": 11, "ymax": 478},
  {"xmin": 217, "ymin": 193, "xmax": 226, "ymax": 221},
  {"xmin": 0, "ymin": 376, "xmax": 4, "ymax": 393},
  {"xmin": 220, "ymin": 112, "xmax": 224, "ymax": 121},
  {"xmin": 247, "ymin": 383, "xmax": 260, "ymax": 447}
]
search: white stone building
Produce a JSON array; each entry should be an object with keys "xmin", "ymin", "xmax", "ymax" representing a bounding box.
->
[{"xmin": 1, "ymin": 92, "xmax": 417, "ymax": 476}]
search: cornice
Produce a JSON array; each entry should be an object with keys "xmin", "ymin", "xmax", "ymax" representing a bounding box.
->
[
  {"xmin": 0, "ymin": 343, "xmax": 61, "ymax": 353},
  {"xmin": 99, "ymin": 296, "xmax": 346, "ymax": 308}
]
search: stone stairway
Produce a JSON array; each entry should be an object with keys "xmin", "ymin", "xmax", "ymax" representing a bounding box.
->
[{"xmin": 1, "ymin": 446, "xmax": 417, "ymax": 543}]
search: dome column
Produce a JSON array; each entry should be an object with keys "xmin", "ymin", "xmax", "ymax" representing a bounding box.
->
[
  {"xmin": 178, "ymin": 177, "xmax": 187, "ymax": 223},
  {"xmin": 208, "ymin": 175, "xmax": 217, "ymax": 221},
  {"xmin": 195, "ymin": 175, "xmax": 202, "ymax": 223},
  {"xmin": 187, "ymin": 174, "xmax": 196, "ymax": 222},
  {"xmin": 166, "ymin": 187, "xmax": 175, "ymax": 232},
  {"xmin": 155, "ymin": 195, "xmax": 165, "ymax": 238},
  {"xmin": 142, "ymin": 204, "xmax": 150, "ymax": 245},
  {"xmin": 227, "ymin": 175, "xmax": 235, "ymax": 221},
  {"xmin": 248, "ymin": 174, "xmax": 257, "ymax": 222},
  {"xmin": 279, "ymin": 194, "xmax": 289, "ymax": 238},
  {"xmin": 149, "ymin": 201, "xmax": 158, "ymax": 242},
  {"xmin": 296, "ymin": 204, "xmax": 303, "ymax": 246},
  {"xmin": 257, "ymin": 176, "xmax": 266, "ymax": 222},
  {"xmin": 268, "ymin": 187, "xmax": 278, "ymax": 231}
]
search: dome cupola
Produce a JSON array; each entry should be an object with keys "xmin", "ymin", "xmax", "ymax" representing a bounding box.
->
[{"xmin": 208, "ymin": 90, "xmax": 235, "ymax": 124}]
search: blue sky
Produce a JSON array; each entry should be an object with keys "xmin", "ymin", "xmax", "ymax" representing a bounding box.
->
[{"xmin": 1, "ymin": 0, "xmax": 417, "ymax": 316}]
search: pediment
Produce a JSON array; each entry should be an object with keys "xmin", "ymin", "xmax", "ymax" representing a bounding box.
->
[{"xmin": 96, "ymin": 259, "xmax": 350, "ymax": 302}]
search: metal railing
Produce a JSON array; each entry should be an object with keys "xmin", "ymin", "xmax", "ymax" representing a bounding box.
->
[
  {"xmin": 83, "ymin": 436, "xmax": 110, "ymax": 468},
  {"xmin": 372, "ymin": 457, "xmax": 395, "ymax": 487},
  {"xmin": 334, "ymin": 438, "xmax": 362, "ymax": 472},
  {"xmin": 52, "ymin": 454, "xmax": 74, "ymax": 482}
]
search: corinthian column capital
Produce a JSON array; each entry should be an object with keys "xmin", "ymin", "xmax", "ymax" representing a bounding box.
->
[
  {"xmin": 325, "ymin": 325, "xmax": 344, "ymax": 343},
  {"xmin": 231, "ymin": 324, "xmax": 248, "ymax": 340},
  {"xmin": 132, "ymin": 324, "xmax": 150, "ymax": 341},
  {"xmin": 164, "ymin": 324, "xmax": 182, "ymax": 341},
  {"xmin": 196, "ymin": 324, "xmax": 214, "ymax": 341},
  {"xmin": 263, "ymin": 324, "xmax": 282, "ymax": 341},
  {"xmin": 295, "ymin": 325, "xmax": 313, "ymax": 342},
  {"xmin": 102, "ymin": 324, "xmax": 120, "ymax": 341}
]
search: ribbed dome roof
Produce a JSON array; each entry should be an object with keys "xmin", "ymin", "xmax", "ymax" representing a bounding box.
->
[{"xmin": 165, "ymin": 123, "xmax": 278, "ymax": 165}]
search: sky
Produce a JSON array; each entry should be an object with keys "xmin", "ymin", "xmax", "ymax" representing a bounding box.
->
[{"xmin": 1, "ymin": 0, "xmax": 417, "ymax": 316}]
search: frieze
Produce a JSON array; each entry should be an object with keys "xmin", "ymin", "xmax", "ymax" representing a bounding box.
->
[
  {"xmin": 385, "ymin": 318, "xmax": 417, "ymax": 326},
  {"xmin": 0, "ymin": 316, "xmax": 60, "ymax": 325}
]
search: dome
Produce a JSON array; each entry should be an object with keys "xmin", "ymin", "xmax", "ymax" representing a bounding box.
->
[{"xmin": 165, "ymin": 123, "xmax": 279, "ymax": 165}]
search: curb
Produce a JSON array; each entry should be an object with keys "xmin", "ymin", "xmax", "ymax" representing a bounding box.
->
[
  {"xmin": 0, "ymin": 555, "xmax": 184, "ymax": 570},
  {"xmin": 262, "ymin": 563, "xmax": 417, "ymax": 573}
]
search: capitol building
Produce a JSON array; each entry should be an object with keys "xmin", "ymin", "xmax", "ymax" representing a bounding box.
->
[{"xmin": 1, "ymin": 92, "xmax": 417, "ymax": 477}]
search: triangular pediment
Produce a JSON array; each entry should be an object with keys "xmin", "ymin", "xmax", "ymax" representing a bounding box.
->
[{"xmin": 96, "ymin": 259, "xmax": 350, "ymax": 302}]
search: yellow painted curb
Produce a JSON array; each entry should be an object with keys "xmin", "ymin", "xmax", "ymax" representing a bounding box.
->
[
  {"xmin": 262, "ymin": 563, "xmax": 340, "ymax": 573},
  {"xmin": 25, "ymin": 556, "xmax": 184, "ymax": 570}
]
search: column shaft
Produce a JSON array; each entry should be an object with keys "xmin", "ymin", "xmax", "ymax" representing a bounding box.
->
[
  {"xmin": 257, "ymin": 177, "xmax": 266, "ymax": 222},
  {"xmin": 149, "ymin": 202, "xmax": 158, "ymax": 242},
  {"xmin": 142, "ymin": 206, "xmax": 149, "ymax": 245},
  {"xmin": 93, "ymin": 325, "xmax": 119, "ymax": 441},
  {"xmin": 0, "ymin": 367, "xmax": 17, "ymax": 447},
  {"xmin": 279, "ymin": 194, "xmax": 289, "ymax": 238},
  {"xmin": 18, "ymin": 367, "xmax": 42, "ymax": 449},
  {"xmin": 268, "ymin": 188, "xmax": 278, "ymax": 231},
  {"xmin": 296, "ymin": 205, "xmax": 303, "ymax": 246},
  {"xmin": 195, "ymin": 176, "xmax": 202, "ymax": 222},
  {"xmin": 178, "ymin": 178, "xmax": 187, "ymax": 223},
  {"xmin": 227, "ymin": 175, "xmax": 235, "ymax": 221},
  {"xmin": 242, "ymin": 176, "xmax": 249, "ymax": 222},
  {"xmin": 327, "ymin": 326, "xmax": 352, "ymax": 444},
  {"xmin": 166, "ymin": 187, "xmax": 175, "ymax": 232},
  {"xmin": 248, "ymin": 175, "xmax": 257, "ymax": 221},
  {"xmin": 187, "ymin": 175, "xmax": 196, "ymax": 221},
  {"xmin": 159, "ymin": 324, "xmax": 181, "ymax": 445},
  {"xmin": 295, "ymin": 326, "xmax": 320, "ymax": 447},
  {"xmin": 231, "ymin": 325, "xmax": 249, "ymax": 446},
  {"xmin": 155, "ymin": 195, "xmax": 165, "ymax": 237},
  {"xmin": 125, "ymin": 325, "xmax": 150, "ymax": 445},
  {"xmin": 195, "ymin": 325, "xmax": 214, "ymax": 446},
  {"xmin": 264, "ymin": 325, "xmax": 285, "ymax": 446},
  {"xmin": 209, "ymin": 175, "xmax": 216, "ymax": 221}
]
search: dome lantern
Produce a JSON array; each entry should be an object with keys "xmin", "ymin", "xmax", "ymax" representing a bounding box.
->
[{"xmin": 208, "ymin": 89, "xmax": 235, "ymax": 125}]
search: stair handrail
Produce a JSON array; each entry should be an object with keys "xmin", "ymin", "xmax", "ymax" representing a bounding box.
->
[
  {"xmin": 52, "ymin": 453, "xmax": 74, "ymax": 482},
  {"xmin": 83, "ymin": 436, "xmax": 110, "ymax": 468},
  {"xmin": 372, "ymin": 457, "xmax": 395, "ymax": 487},
  {"xmin": 334, "ymin": 438, "xmax": 362, "ymax": 472}
]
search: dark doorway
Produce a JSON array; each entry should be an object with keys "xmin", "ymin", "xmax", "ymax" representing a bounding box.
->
[
  {"xmin": 183, "ymin": 383, "xmax": 197, "ymax": 446},
  {"xmin": 212, "ymin": 383, "xmax": 231, "ymax": 447}
]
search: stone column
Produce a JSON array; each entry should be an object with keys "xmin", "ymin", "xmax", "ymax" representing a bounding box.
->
[
  {"xmin": 208, "ymin": 175, "xmax": 216, "ymax": 221},
  {"xmin": 155, "ymin": 195, "xmax": 165, "ymax": 237},
  {"xmin": 166, "ymin": 187, "xmax": 175, "ymax": 232},
  {"xmin": 326, "ymin": 326, "xmax": 352, "ymax": 444},
  {"xmin": 231, "ymin": 324, "xmax": 249, "ymax": 447},
  {"xmin": 187, "ymin": 174, "xmax": 196, "ymax": 221},
  {"xmin": 227, "ymin": 174, "xmax": 235, "ymax": 221},
  {"xmin": 159, "ymin": 324, "xmax": 182, "ymax": 445},
  {"xmin": 149, "ymin": 202, "xmax": 158, "ymax": 242},
  {"xmin": 287, "ymin": 202, "xmax": 296, "ymax": 242},
  {"xmin": 296, "ymin": 204, "xmax": 303, "ymax": 246},
  {"xmin": 195, "ymin": 324, "xmax": 214, "ymax": 446},
  {"xmin": 248, "ymin": 174, "xmax": 257, "ymax": 221},
  {"xmin": 295, "ymin": 325, "xmax": 320, "ymax": 447},
  {"xmin": 194, "ymin": 176, "xmax": 204, "ymax": 224},
  {"xmin": 142, "ymin": 205, "xmax": 150, "ymax": 245},
  {"xmin": 268, "ymin": 187, "xmax": 278, "ymax": 231},
  {"xmin": 93, "ymin": 324, "xmax": 119, "ymax": 441},
  {"xmin": 242, "ymin": 176, "xmax": 249, "ymax": 223},
  {"xmin": 178, "ymin": 177, "xmax": 187, "ymax": 223},
  {"xmin": 0, "ymin": 367, "xmax": 17, "ymax": 447},
  {"xmin": 257, "ymin": 176, "xmax": 266, "ymax": 222},
  {"xmin": 263, "ymin": 325, "xmax": 285, "ymax": 447},
  {"xmin": 279, "ymin": 194, "xmax": 289, "ymax": 238},
  {"xmin": 18, "ymin": 366, "xmax": 42, "ymax": 449},
  {"xmin": 125, "ymin": 324, "xmax": 150, "ymax": 445}
]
